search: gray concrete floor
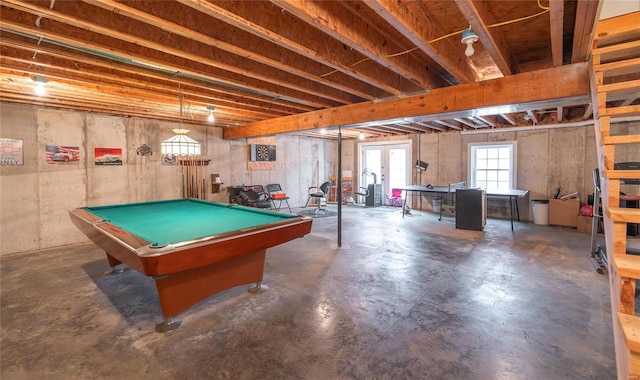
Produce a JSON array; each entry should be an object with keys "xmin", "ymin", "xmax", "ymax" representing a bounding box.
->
[{"xmin": 1, "ymin": 205, "xmax": 615, "ymax": 379}]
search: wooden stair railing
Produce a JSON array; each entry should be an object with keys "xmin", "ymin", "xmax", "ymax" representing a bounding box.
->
[{"xmin": 591, "ymin": 11, "xmax": 640, "ymax": 380}]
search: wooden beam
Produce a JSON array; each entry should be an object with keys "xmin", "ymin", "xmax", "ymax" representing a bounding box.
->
[
  {"xmin": 224, "ymin": 62, "xmax": 590, "ymax": 139},
  {"xmin": 557, "ymin": 106, "xmax": 564, "ymax": 122},
  {"xmin": 549, "ymin": 0, "xmax": 565, "ymax": 67},
  {"xmin": 582, "ymin": 103, "xmax": 593, "ymax": 120},
  {"xmin": 177, "ymin": 0, "xmax": 407, "ymax": 96},
  {"xmin": 476, "ymin": 116, "xmax": 496, "ymax": 127},
  {"xmin": 272, "ymin": 0, "xmax": 442, "ymax": 89},
  {"xmin": 571, "ymin": 0, "xmax": 601, "ymax": 63},
  {"xmin": 455, "ymin": 0, "xmax": 519, "ymax": 76},
  {"xmin": 432, "ymin": 120, "xmax": 462, "ymax": 130},
  {"xmin": 499, "ymin": 113, "xmax": 517, "ymax": 126},
  {"xmin": 2, "ymin": 0, "xmax": 348, "ymax": 108},
  {"xmin": 364, "ymin": 0, "xmax": 475, "ymax": 84},
  {"xmin": 84, "ymin": 0, "xmax": 375, "ymax": 101},
  {"xmin": 453, "ymin": 118, "xmax": 477, "ymax": 128},
  {"xmin": 595, "ymin": 11, "xmax": 640, "ymax": 47}
]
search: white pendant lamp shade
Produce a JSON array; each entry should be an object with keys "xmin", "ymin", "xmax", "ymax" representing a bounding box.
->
[{"xmin": 161, "ymin": 129, "xmax": 201, "ymax": 156}]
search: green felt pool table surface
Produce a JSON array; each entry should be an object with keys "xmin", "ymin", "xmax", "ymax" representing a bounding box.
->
[{"xmin": 84, "ymin": 198, "xmax": 297, "ymax": 247}]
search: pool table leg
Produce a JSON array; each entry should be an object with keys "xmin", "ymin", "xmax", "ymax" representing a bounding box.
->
[
  {"xmin": 248, "ymin": 282, "xmax": 269, "ymax": 294},
  {"xmin": 104, "ymin": 253, "xmax": 124, "ymax": 275},
  {"xmin": 153, "ymin": 249, "xmax": 267, "ymax": 330},
  {"xmin": 155, "ymin": 316, "xmax": 183, "ymax": 333}
]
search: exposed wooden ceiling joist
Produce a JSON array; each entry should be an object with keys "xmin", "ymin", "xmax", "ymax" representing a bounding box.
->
[{"xmin": 0, "ymin": 0, "xmax": 620, "ymax": 140}]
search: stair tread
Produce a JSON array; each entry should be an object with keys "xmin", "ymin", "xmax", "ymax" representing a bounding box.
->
[
  {"xmin": 593, "ymin": 40, "xmax": 640, "ymax": 63},
  {"xmin": 601, "ymin": 105, "xmax": 640, "ymax": 117},
  {"xmin": 613, "ymin": 254, "xmax": 640, "ymax": 282},
  {"xmin": 595, "ymin": 57, "xmax": 640, "ymax": 77},
  {"xmin": 604, "ymin": 135, "xmax": 640, "ymax": 144},
  {"xmin": 606, "ymin": 207, "xmax": 640, "ymax": 223},
  {"xmin": 619, "ymin": 312, "xmax": 640, "ymax": 353},
  {"xmin": 603, "ymin": 169, "xmax": 640, "ymax": 179},
  {"xmin": 597, "ymin": 79, "xmax": 640, "ymax": 96}
]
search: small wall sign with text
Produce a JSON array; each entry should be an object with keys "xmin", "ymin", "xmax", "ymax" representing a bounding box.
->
[{"xmin": 0, "ymin": 138, "xmax": 23, "ymax": 165}]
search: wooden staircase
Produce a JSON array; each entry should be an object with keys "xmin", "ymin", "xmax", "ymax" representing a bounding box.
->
[{"xmin": 590, "ymin": 11, "xmax": 640, "ymax": 379}]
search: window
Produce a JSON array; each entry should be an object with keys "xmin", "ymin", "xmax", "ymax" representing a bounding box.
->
[{"xmin": 469, "ymin": 142, "xmax": 516, "ymax": 190}]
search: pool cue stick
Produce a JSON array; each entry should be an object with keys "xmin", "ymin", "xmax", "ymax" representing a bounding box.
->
[
  {"xmin": 181, "ymin": 157, "xmax": 186, "ymax": 198},
  {"xmin": 197, "ymin": 158, "xmax": 200, "ymax": 199},
  {"xmin": 201, "ymin": 158, "xmax": 205, "ymax": 198},
  {"xmin": 195, "ymin": 158, "xmax": 198, "ymax": 198},
  {"xmin": 187, "ymin": 156, "xmax": 191, "ymax": 197},
  {"xmin": 191, "ymin": 157, "xmax": 195, "ymax": 198},
  {"xmin": 192, "ymin": 156, "xmax": 196, "ymax": 198}
]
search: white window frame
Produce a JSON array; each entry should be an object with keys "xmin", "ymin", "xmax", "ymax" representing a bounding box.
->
[{"xmin": 468, "ymin": 142, "xmax": 517, "ymax": 190}]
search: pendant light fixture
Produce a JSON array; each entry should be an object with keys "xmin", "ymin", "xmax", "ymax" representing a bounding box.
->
[
  {"xmin": 160, "ymin": 129, "xmax": 201, "ymax": 156},
  {"xmin": 461, "ymin": 28, "xmax": 479, "ymax": 57}
]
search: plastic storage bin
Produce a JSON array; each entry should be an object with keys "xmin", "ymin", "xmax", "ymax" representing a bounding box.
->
[{"xmin": 531, "ymin": 200, "xmax": 549, "ymax": 225}]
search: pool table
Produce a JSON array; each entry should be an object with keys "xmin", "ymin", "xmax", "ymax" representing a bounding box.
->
[{"xmin": 69, "ymin": 198, "xmax": 312, "ymax": 332}]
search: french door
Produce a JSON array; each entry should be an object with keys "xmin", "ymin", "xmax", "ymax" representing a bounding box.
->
[{"xmin": 359, "ymin": 141, "xmax": 411, "ymax": 197}]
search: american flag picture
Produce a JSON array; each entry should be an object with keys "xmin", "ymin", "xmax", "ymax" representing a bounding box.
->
[{"xmin": 46, "ymin": 145, "xmax": 80, "ymax": 165}]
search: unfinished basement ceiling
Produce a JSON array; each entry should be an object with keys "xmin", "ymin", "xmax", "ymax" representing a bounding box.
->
[{"xmin": 0, "ymin": 0, "xmax": 634, "ymax": 139}]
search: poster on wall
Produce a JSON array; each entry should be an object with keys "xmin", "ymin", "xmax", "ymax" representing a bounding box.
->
[
  {"xmin": 46, "ymin": 145, "xmax": 80, "ymax": 165},
  {"xmin": 94, "ymin": 147, "xmax": 123, "ymax": 165},
  {"xmin": 0, "ymin": 138, "xmax": 23, "ymax": 165}
]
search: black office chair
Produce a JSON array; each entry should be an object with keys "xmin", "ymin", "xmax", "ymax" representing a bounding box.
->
[
  {"xmin": 354, "ymin": 186, "xmax": 369, "ymax": 204},
  {"xmin": 266, "ymin": 183, "xmax": 291, "ymax": 213},
  {"xmin": 306, "ymin": 181, "xmax": 331, "ymax": 215},
  {"xmin": 238, "ymin": 190, "xmax": 272, "ymax": 209}
]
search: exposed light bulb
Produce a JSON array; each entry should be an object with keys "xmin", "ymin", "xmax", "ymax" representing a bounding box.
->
[
  {"xmin": 33, "ymin": 77, "xmax": 48, "ymax": 96},
  {"xmin": 461, "ymin": 28, "xmax": 479, "ymax": 57},
  {"xmin": 34, "ymin": 82, "xmax": 46, "ymax": 96},
  {"xmin": 464, "ymin": 42, "xmax": 475, "ymax": 57},
  {"xmin": 206, "ymin": 105, "xmax": 215, "ymax": 123},
  {"xmin": 359, "ymin": 132, "xmax": 365, "ymax": 140}
]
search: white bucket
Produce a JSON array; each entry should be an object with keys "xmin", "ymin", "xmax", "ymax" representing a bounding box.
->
[
  {"xmin": 531, "ymin": 200, "xmax": 549, "ymax": 225},
  {"xmin": 432, "ymin": 199, "xmax": 442, "ymax": 213}
]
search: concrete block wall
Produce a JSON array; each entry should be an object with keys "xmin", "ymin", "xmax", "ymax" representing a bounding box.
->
[{"xmin": 0, "ymin": 103, "xmax": 337, "ymax": 255}]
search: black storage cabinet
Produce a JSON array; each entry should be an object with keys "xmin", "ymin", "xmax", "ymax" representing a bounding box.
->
[{"xmin": 455, "ymin": 188, "xmax": 486, "ymax": 231}]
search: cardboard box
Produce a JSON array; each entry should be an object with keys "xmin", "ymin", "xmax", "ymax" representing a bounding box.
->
[
  {"xmin": 549, "ymin": 199, "xmax": 580, "ymax": 227},
  {"xmin": 577, "ymin": 216, "xmax": 592, "ymax": 233}
]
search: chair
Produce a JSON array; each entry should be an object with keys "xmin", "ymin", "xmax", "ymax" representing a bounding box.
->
[
  {"xmin": 306, "ymin": 181, "xmax": 331, "ymax": 215},
  {"xmin": 266, "ymin": 183, "xmax": 291, "ymax": 213},
  {"xmin": 354, "ymin": 186, "xmax": 369, "ymax": 204},
  {"xmin": 386, "ymin": 188, "xmax": 403, "ymax": 207},
  {"xmin": 238, "ymin": 189, "xmax": 272, "ymax": 209}
]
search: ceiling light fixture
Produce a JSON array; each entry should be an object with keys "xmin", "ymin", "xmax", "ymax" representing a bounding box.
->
[
  {"xmin": 32, "ymin": 76, "xmax": 47, "ymax": 96},
  {"xmin": 161, "ymin": 129, "xmax": 201, "ymax": 156},
  {"xmin": 207, "ymin": 105, "xmax": 215, "ymax": 123},
  {"xmin": 461, "ymin": 28, "xmax": 479, "ymax": 57},
  {"xmin": 359, "ymin": 132, "xmax": 365, "ymax": 140}
]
